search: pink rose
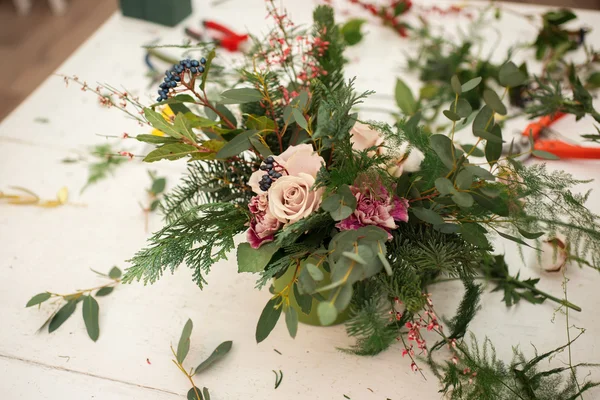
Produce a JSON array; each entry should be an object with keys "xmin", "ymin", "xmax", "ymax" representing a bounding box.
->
[
  {"xmin": 248, "ymin": 144, "xmax": 324, "ymax": 194},
  {"xmin": 350, "ymin": 122, "xmax": 384, "ymax": 156},
  {"xmin": 268, "ymin": 173, "xmax": 324, "ymax": 224},
  {"xmin": 336, "ymin": 184, "xmax": 409, "ymax": 239},
  {"xmin": 247, "ymin": 194, "xmax": 282, "ymax": 249}
]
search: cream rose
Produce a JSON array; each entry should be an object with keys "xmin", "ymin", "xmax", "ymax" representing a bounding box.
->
[
  {"xmin": 268, "ymin": 173, "xmax": 324, "ymax": 224},
  {"xmin": 350, "ymin": 122, "xmax": 384, "ymax": 156},
  {"xmin": 248, "ymin": 144, "xmax": 324, "ymax": 194}
]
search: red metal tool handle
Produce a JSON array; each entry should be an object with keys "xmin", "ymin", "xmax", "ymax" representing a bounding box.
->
[
  {"xmin": 203, "ymin": 20, "xmax": 240, "ymax": 37},
  {"xmin": 522, "ymin": 112, "xmax": 567, "ymax": 140},
  {"xmin": 534, "ymin": 140, "xmax": 600, "ymax": 159}
]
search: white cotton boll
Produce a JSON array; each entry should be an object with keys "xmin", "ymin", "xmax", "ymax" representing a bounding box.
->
[
  {"xmin": 386, "ymin": 142, "xmax": 425, "ymax": 177},
  {"xmin": 535, "ymin": 233, "xmax": 568, "ymax": 272}
]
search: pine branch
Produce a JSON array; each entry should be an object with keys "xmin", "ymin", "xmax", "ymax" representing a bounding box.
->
[{"xmin": 124, "ymin": 203, "xmax": 249, "ymax": 288}]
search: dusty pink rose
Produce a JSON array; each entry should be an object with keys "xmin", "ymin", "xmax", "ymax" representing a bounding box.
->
[
  {"xmin": 336, "ymin": 184, "xmax": 409, "ymax": 239},
  {"xmin": 268, "ymin": 173, "xmax": 324, "ymax": 224},
  {"xmin": 248, "ymin": 144, "xmax": 324, "ymax": 194},
  {"xmin": 247, "ymin": 194, "xmax": 282, "ymax": 249},
  {"xmin": 350, "ymin": 122, "xmax": 384, "ymax": 156}
]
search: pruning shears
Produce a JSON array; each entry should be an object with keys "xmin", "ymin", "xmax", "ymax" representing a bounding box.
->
[
  {"xmin": 502, "ymin": 112, "xmax": 600, "ymax": 161},
  {"xmin": 202, "ymin": 20, "xmax": 249, "ymax": 52}
]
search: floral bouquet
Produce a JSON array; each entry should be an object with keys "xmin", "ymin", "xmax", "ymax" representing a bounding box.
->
[{"xmin": 68, "ymin": 2, "xmax": 600, "ymax": 398}]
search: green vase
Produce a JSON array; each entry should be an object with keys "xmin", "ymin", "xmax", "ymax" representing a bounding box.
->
[{"xmin": 273, "ymin": 263, "xmax": 351, "ymax": 326}]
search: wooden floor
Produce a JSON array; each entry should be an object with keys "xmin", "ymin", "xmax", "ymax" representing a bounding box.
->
[
  {"xmin": 0, "ymin": 0, "xmax": 598, "ymax": 123},
  {"xmin": 0, "ymin": 0, "xmax": 117, "ymax": 122}
]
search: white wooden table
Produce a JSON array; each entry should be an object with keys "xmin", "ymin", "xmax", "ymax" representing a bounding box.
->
[{"xmin": 1, "ymin": 1, "xmax": 600, "ymax": 399}]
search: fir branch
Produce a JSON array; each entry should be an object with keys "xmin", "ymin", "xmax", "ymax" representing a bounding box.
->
[
  {"xmin": 312, "ymin": 5, "xmax": 347, "ymax": 90},
  {"xmin": 341, "ymin": 298, "xmax": 397, "ymax": 356},
  {"xmin": 124, "ymin": 203, "xmax": 249, "ymax": 288}
]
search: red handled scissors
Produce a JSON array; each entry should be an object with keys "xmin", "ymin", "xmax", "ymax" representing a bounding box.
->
[
  {"xmin": 503, "ymin": 112, "xmax": 600, "ymax": 161},
  {"xmin": 202, "ymin": 20, "xmax": 249, "ymax": 52}
]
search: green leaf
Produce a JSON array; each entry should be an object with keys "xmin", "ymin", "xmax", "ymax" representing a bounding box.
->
[
  {"xmin": 317, "ymin": 302, "xmax": 338, "ymax": 326},
  {"xmin": 81, "ymin": 295, "xmax": 100, "ymax": 341},
  {"xmin": 187, "ymin": 387, "xmax": 203, "ymax": 400},
  {"xmin": 435, "ymin": 177, "xmax": 456, "ymax": 195},
  {"xmin": 143, "ymin": 143, "xmax": 199, "ymax": 162},
  {"xmin": 174, "ymin": 113, "xmax": 198, "ymax": 143},
  {"xmin": 472, "ymin": 191, "xmax": 509, "ymax": 216},
  {"xmin": 109, "ymin": 266, "xmax": 121, "ymax": 279},
  {"xmin": 461, "ymin": 144, "xmax": 484, "ymax": 157},
  {"xmin": 330, "ymin": 205, "xmax": 352, "ymax": 221},
  {"xmin": 150, "ymin": 94, "xmax": 197, "ymax": 108},
  {"xmin": 430, "ymin": 134, "xmax": 455, "ymax": 169},
  {"xmin": 215, "ymin": 130, "xmax": 258, "ymax": 159},
  {"xmin": 464, "ymin": 165, "xmax": 495, "ymax": 181},
  {"xmin": 215, "ymin": 104, "xmax": 237, "ymax": 127},
  {"xmin": 395, "ymin": 78, "xmax": 416, "ymax": 116},
  {"xmin": 294, "ymin": 283, "xmax": 312, "ymax": 315},
  {"xmin": 452, "ymin": 98, "xmax": 472, "ymax": 118},
  {"xmin": 450, "ymin": 75, "xmax": 462, "ymax": 95},
  {"xmin": 306, "ymin": 263, "xmax": 325, "ymax": 281},
  {"xmin": 144, "ymin": 108, "xmax": 183, "ymax": 139},
  {"xmin": 293, "ymin": 90, "xmax": 310, "ymax": 109},
  {"xmin": 483, "ymin": 89, "xmax": 507, "ymax": 116},
  {"xmin": 292, "ymin": 108, "xmax": 309, "ymax": 131},
  {"xmin": 26, "ymin": 292, "xmax": 51, "ymax": 307},
  {"xmin": 443, "ymin": 110, "xmax": 461, "ymax": 121},
  {"xmin": 499, "ymin": 62, "xmax": 528, "ymax": 87},
  {"xmin": 456, "ymin": 170, "xmax": 473, "ymax": 190},
  {"xmin": 95, "ymin": 287, "xmax": 114, "ymax": 297},
  {"xmin": 285, "ymin": 307, "xmax": 298, "ymax": 338},
  {"xmin": 135, "ymin": 134, "xmax": 181, "ymax": 145},
  {"xmin": 338, "ymin": 185, "xmax": 358, "ymax": 210},
  {"xmin": 49, "ymin": 300, "xmax": 77, "ymax": 333},
  {"xmin": 237, "ymin": 242, "xmax": 279, "ymax": 273},
  {"xmin": 461, "ymin": 77, "xmax": 482, "ymax": 92},
  {"xmin": 151, "ymin": 177, "xmax": 166, "ymax": 194},
  {"xmin": 220, "ymin": 88, "xmax": 263, "ymax": 104},
  {"xmin": 497, "ymin": 231, "xmax": 536, "ymax": 249},
  {"xmin": 341, "ymin": 18, "xmax": 366, "ymax": 46},
  {"xmin": 177, "ymin": 319, "xmax": 193, "ymax": 364},
  {"xmin": 412, "ymin": 207, "xmax": 444, "ymax": 225},
  {"xmin": 474, "ymin": 129, "xmax": 503, "ymax": 143},
  {"xmin": 587, "ymin": 72, "xmax": 600, "ymax": 89},
  {"xmin": 246, "ymin": 115, "xmax": 276, "ymax": 131},
  {"xmin": 532, "ymin": 150, "xmax": 560, "ymax": 160},
  {"xmin": 321, "ymin": 194, "xmax": 342, "ymax": 212},
  {"xmin": 202, "ymin": 388, "xmax": 210, "ymax": 400},
  {"xmin": 377, "ymin": 252, "xmax": 393, "ymax": 276},
  {"xmin": 460, "ymin": 223, "xmax": 490, "ymax": 249},
  {"xmin": 200, "ymin": 49, "xmax": 216, "ymax": 91},
  {"xmin": 485, "ymin": 124, "xmax": 503, "ymax": 165},
  {"xmin": 434, "ymin": 223, "xmax": 461, "ymax": 233},
  {"xmin": 256, "ymin": 298, "xmax": 282, "ymax": 343},
  {"xmin": 342, "ymin": 251, "xmax": 367, "ymax": 265},
  {"xmin": 517, "ymin": 228, "xmax": 545, "ymax": 239},
  {"xmin": 195, "ymin": 341, "xmax": 233, "ymax": 374},
  {"xmin": 472, "ymin": 106, "xmax": 494, "ymax": 136},
  {"xmin": 249, "ymin": 136, "xmax": 273, "ymax": 158},
  {"xmin": 452, "ymin": 192, "xmax": 474, "ymax": 208}
]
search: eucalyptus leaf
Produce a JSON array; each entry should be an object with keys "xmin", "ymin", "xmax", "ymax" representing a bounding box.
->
[
  {"xmin": 321, "ymin": 194, "xmax": 342, "ymax": 212},
  {"xmin": 95, "ymin": 287, "xmax": 114, "ymax": 297},
  {"xmin": 435, "ymin": 177, "xmax": 456, "ymax": 195},
  {"xmin": 395, "ymin": 78, "xmax": 417, "ymax": 115},
  {"xmin": 461, "ymin": 144, "xmax": 484, "ymax": 157},
  {"xmin": 342, "ymin": 251, "xmax": 367, "ymax": 265},
  {"xmin": 452, "ymin": 192, "xmax": 474, "ymax": 208},
  {"xmin": 285, "ymin": 307, "xmax": 298, "ymax": 338},
  {"xmin": 532, "ymin": 150, "xmax": 560, "ymax": 160},
  {"xmin": 306, "ymin": 263, "xmax": 325, "ymax": 281},
  {"xmin": 497, "ymin": 231, "xmax": 537, "ymax": 249},
  {"xmin": 220, "ymin": 88, "xmax": 263, "ymax": 103},
  {"xmin": 26, "ymin": 292, "xmax": 51, "ymax": 307},
  {"xmin": 485, "ymin": 124, "xmax": 503, "ymax": 165},
  {"xmin": 203, "ymin": 388, "xmax": 210, "ymax": 400},
  {"xmin": 456, "ymin": 170, "xmax": 473, "ymax": 190},
  {"xmin": 499, "ymin": 62, "xmax": 528, "ymax": 87},
  {"xmin": 483, "ymin": 89, "xmax": 507, "ymax": 115},
  {"xmin": 430, "ymin": 134, "xmax": 455, "ymax": 169},
  {"xmin": 452, "ymin": 98, "xmax": 472, "ymax": 118},
  {"xmin": 317, "ymin": 302, "xmax": 338, "ymax": 326},
  {"xmin": 195, "ymin": 341, "xmax": 233, "ymax": 374},
  {"xmin": 443, "ymin": 110, "xmax": 461, "ymax": 121},
  {"xmin": 237, "ymin": 242, "xmax": 279, "ymax": 273},
  {"xmin": 187, "ymin": 387, "xmax": 203, "ymax": 400},
  {"xmin": 256, "ymin": 298, "xmax": 282, "ymax": 343},
  {"xmin": 330, "ymin": 205, "xmax": 352, "ymax": 221},
  {"xmin": 49, "ymin": 300, "xmax": 77, "ymax": 333},
  {"xmin": 472, "ymin": 106, "xmax": 494, "ymax": 136},
  {"xmin": 474, "ymin": 129, "xmax": 503, "ymax": 143},
  {"xmin": 461, "ymin": 77, "xmax": 482, "ymax": 92},
  {"xmin": 517, "ymin": 228, "xmax": 545, "ymax": 239},
  {"xmin": 450, "ymin": 75, "xmax": 462, "ymax": 95},
  {"xmin": 177, "ymin": 319, "xmax": 193, "ymax": 364},
  {"xmin": 464, "ymin": 165, "xmax": 495, "ymax": 180},
  {"xmin": 460, "ymin": 223, "xmax": 490, "ymax": 249},
  {"xmin": 412, "ymin": 207, "xmax": 444, "ymax": 225},
  {"xmin": 294, "ymin": 283, "xmax": 312, "ymax": 315}
]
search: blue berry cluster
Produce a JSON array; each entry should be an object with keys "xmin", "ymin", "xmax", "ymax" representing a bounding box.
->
[
  {"xmin": 156, "ymin": 57, "xmax": 207, "ymax": 102},
  {"xmin": 258, "ymin": 156, "xmax": 283, "ymax": 191}
]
